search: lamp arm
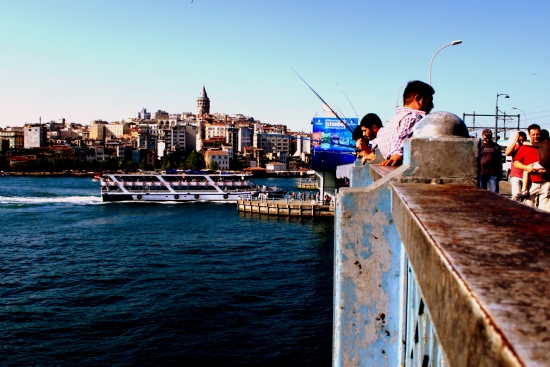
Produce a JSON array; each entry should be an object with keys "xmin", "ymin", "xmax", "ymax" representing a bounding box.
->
[{"xmin": 429, "ymin": 43, "xmax": 451, "ymax": 85}]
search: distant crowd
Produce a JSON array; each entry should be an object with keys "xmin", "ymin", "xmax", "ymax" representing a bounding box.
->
[{"xmin": 352, "ymin": 79, "xmax": 550, "ymax": 212}]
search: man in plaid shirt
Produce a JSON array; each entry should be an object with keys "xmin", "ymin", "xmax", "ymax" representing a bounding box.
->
[{"xmin": 373, "ymin": 81, "xmax": 435, "ymax": 166}]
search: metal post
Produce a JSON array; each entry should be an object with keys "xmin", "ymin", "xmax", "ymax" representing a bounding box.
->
[
  {"xmin": 495, "ymin": 94, "xmax": 509, "ymax": 142},
  {"xmin": 495, "ymin": 94, "xmax": 499, "ymax": 143},
  {"xmin": 503, "ymin": 112, "xmax": 507, "ymax": 140}
]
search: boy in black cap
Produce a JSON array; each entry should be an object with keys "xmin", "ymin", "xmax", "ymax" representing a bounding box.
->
[{"xmin": 479, "ymin": 128, "xmax": 502, "ymax": 193}]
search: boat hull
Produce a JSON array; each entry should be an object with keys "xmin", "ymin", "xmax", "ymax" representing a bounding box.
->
[{"xmin": 101, "ymin": 192, "xmax": 251, "ymax": 202}]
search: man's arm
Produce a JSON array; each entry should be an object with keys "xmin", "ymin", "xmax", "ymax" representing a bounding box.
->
[
  {"xmin": 361, "ymin": 152, "xmax": 376, "ymax": 165},
  {"xmin": 384, "ymin": 114, "xmax": 420, "ymax": 159},
  {"xmin": 505, "ymin": 133, "xmax": 519, "ymax": 156},
  {"xmin": 514, "ymin": 160, "xmax": 535, "ymax": 172},
  {"xmin": 379, "ymin": 155, "xmax": 402, "ymax": 166},
  {"xmin": 379, "ymin": 114, "xmax": 422, "ymax": 166}
]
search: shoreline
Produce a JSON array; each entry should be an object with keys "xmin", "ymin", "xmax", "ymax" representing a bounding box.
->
[
  {"xmin": 3, "ymin": 171, "xmax": 312, "ymax": 178},
  {"xmin": 3, "ymin": 172, "xmax": 97, "ymax": 177}
]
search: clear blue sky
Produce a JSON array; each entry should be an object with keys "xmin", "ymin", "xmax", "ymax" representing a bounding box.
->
[{"xmin": 1, "ymin": 0, "xmax": 549, "ymax": 133}]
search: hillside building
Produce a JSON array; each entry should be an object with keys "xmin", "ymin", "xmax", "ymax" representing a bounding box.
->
[{"xmin": 24, "ymin": 124, "xmax": 48, "ymax": 148}]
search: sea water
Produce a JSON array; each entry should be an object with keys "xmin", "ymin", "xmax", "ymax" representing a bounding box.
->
[{"xmin": 0, "ymin": 176, "xmax": 333, "ymax": 366}]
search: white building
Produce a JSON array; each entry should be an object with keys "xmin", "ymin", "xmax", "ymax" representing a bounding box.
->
[
  {"xmin": 266, "ymin": 162, "xmax": 286, "ymax": 171},
  {"xmin": 221, "ymin": 145, "xmax": 233, "ymax": 159},
  {"xmin": 204, "ymin": 149, "xmax": 230, "ymax": 170},
  {"xmin": 158, "ymin": 125, "xmax": 186, "ymax": 157},
  {"xmin": 294, "ymin": 134, "xmax": 311, "ymax": 156},
  {"xmin": 24, "ymin": 125, "xmax": 47, "ymax": 148},
  {"xmin": 105, "ymin": 122, "xmax": 130, "ymax": 139},
  {"xmin": 253, "ymin": 133, "xmax": 291, "ymax": 155},
  {"xmin": 205, "ymin": 122, "xmax": 229, "ymax": 139}
]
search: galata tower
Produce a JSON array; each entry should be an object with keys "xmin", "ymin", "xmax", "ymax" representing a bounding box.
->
[{"xmin": 196, "ymin": 84, "xmax": 210, "ymax": 118}]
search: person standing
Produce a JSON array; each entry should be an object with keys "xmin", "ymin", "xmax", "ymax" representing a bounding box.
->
[
  {"xmin": 479, "ymin": 129, "xmax": 503, "ymax": 193},
  {"xmin": 514, "ymin": 124, "xmax": 550, "ymax": 210},
  {"xmin": 506, "ymin": 131, "xmax": 527, "ymax": 200},
  {"xmin": 374, "ymin": 81, "xmax": 434, "ymax": 166}
]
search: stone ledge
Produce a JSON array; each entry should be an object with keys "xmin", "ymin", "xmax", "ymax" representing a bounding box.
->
[
  {"xmin": 369, "ymin": 164, "xmax": 399, "ymax": 182},
  {"xmin": 392, "ymin": 183, "xmax": 550, "ymax": 366}
]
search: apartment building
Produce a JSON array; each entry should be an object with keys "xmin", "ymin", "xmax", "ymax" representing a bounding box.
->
[
  {"xmin": 253, "ymin": 133, "xmax": 291, "ymax": 156},
  {"xmin": 0, "ymin": 127, "xmax": 24, "ymax": 149},
  {"xmin": 204, "ymin": 149, "xmax": 230, "ymax": 170},
  {"xmin": 24, "ymin": 125, "xmax": 48, "ymax": 148}
]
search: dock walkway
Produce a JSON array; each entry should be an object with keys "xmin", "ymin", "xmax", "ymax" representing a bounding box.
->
[{"xmin": 237, "ymin": 198, "xmax": 334, "ymax": 217}]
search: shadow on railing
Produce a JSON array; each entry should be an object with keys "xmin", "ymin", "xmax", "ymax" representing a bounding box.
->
[{"xmin": 333, "ymin": 112, "xmax": 550, "ymax": 367}]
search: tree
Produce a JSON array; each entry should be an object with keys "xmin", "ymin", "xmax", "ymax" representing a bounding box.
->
[
  {"xmin": 160, "ymin": 155, "xmax": 171, "ymax": 170},
  {"xmin": 139, "ymin": 159, "xmax": 153, "ymax": 171},
  {"xmin": 123, "ymin": 160, "xmax": 139, "ymax": 171},
  {"xmin": 183, "ymin": 151, "xmax": 205, "ymax": 170},
  {"xmin": 209, "ymin": 160, "xmax": 220, "ymax": 170}
]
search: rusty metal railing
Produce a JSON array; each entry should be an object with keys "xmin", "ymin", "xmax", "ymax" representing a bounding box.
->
[{"xmin": 334, "ymin": 112, "xmax": 550, "ymax": 367}]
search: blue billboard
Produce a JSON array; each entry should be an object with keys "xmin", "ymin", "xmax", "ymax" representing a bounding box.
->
[{"xmin": 311, "ymin": 117, "xmax": 358, "ymax": 171}]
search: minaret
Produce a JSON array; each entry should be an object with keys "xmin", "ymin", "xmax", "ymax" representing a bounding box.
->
[{"xmin": 196, "ymin": 84, "xmax": 210, "ymax": 118}]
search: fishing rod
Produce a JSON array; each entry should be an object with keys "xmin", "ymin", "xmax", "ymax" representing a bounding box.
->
[
  {"xmin": 292, "ymin": 68, "xmax": 369, "ymax": 149},
  {"xmin": 292, "ymin": 68, "xmax": 355, "ymax": 134},
  {"xmin": 337, "ymin": 83, "xmax": 359, "ymax": 119}
]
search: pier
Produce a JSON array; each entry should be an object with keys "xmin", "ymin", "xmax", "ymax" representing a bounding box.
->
[
  {"xmin": 237, "ymin": 198, "xmax": 333, "ymax": 217},
  {"xmin": 334, "ymin": 113, "xmax": 550, "ymax": 367}
]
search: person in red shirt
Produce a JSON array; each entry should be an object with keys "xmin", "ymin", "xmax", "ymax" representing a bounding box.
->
[
  {"xmin": 513, "ymin": 124, "xmax": 549, "ymax": 210},
  {"xmin": 506, "ymin": 131, "xmax": 527, "ymax": 200}
]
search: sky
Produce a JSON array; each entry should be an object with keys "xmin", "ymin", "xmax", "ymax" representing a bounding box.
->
[{"xmin": 0, "ymin": 0, "xmax": 549, "ymax": 134}]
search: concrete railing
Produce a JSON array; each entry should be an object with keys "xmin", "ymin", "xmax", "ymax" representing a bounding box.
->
[{"xmin": 333, "ymin": 113, "xmax": 550, "ymax": 366}]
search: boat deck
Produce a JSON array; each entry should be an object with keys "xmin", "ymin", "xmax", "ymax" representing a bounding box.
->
[{"xmin": 237, "ymin": 199, "xmax": 334, "ymax": 217}]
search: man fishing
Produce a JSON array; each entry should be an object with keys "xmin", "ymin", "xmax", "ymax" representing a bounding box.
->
[{"xmin": 374, "ymin": 80, "xmax": 434, "ymax": 166}]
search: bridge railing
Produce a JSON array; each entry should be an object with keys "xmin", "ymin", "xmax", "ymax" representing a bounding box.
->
[{"xmin": 333, "ymin": 114, "xmax": 550, "ymax": 367}]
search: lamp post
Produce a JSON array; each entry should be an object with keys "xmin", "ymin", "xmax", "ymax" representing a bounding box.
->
[
  {"xmin": 512, "ymin": 107, "xmax": 526, "ymax": 130},
  {"xmin": 495, "ymin": 93, "xmax": 510, "ymax": 142},
  {"xmin": 395, "ymin": 82, "xmax": 407, "ymax": 108},
  {"xmin": 429, "ymin": 40, "xmax": 462, "ymax": 85},
  {"xmin": 384, "ymin": 82, "xmax": 408, "ymax": 122}
]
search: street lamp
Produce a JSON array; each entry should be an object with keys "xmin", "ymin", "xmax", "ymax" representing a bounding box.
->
[
  {"xmin": 384, "ymin": 82, "xmax": 408, "ymax": 122},
  {"xmin": 395, "ymin": 82, "xmax": 407, "ymax": 108},
  {"xmin": 512, "ymin": 107, "xmax": 526, "ymax": 130},
  {"xmin": 429, "ymin": 40, "xmax": 462, "ymax": 85},
  {"xmin": 495, "ymin": 93, "xmax": 510, "ymax": 142}
]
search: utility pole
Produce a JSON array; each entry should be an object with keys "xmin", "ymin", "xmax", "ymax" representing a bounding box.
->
[{"xmin": 495, "ymin": 93, "xmax": 509, "ymax": 142}]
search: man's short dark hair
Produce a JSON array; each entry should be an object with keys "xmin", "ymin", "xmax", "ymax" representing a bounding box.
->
[
  {"xmin": 359, "ymin": 113, "xmax": 383, "ymax": 130},
  {"xmin": 352, "ymin": 126, "xmax": 363, "ymax": 141},
  {"xmin": 403, "ymin": 80, "xmax": 435, "ymax": 104},
  {"xmin": 528, "ymin": 124, "xmax": 541, "ymax": 133}
]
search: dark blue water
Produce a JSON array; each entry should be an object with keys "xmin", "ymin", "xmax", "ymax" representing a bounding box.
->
[{"xmin": 0, "ymin": 176, "xmax": 333, "ymax": 366}]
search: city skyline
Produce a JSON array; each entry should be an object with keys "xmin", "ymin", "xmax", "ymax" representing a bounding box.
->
[{"xmin": 1, "ymin": 1, "xmax": 549, "ymax": 131}]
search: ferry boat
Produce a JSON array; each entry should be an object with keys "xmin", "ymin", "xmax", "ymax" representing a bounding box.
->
[
  {"xmin": 296, "ymin": 178, "xmax": 318, "ymax": 189},
  {"xmin": 250, "ymin": 185, "xmax": 286, "ymax": 199},
  {"xmin": 99, "ymin": 173, "xmax": 255, "ymax": 202}
]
